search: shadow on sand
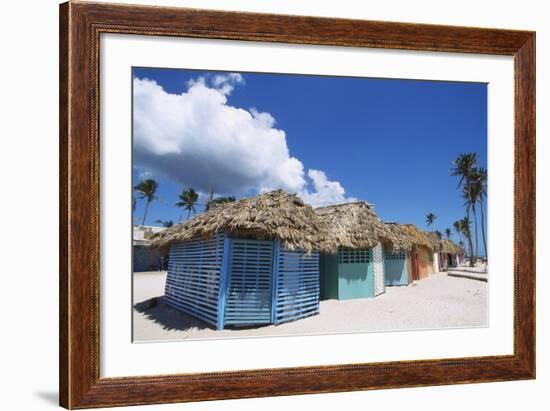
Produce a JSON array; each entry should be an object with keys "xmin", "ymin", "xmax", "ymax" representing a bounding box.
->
[
  {"xmin": 133, "ymin": 296, "xmax": 216, "ymax": 332},
  {"xmin": 134, "ymin": 296, "xmax": 274, "ymax": 333}
]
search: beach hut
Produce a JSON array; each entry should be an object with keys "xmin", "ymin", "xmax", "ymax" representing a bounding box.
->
[
  {"xmin": 150, "ymin": 190, "xmax": 330, "ymax": 330},
  {"xmin": 439, "ymin": 239, "xmax": 463, "ymax": 270},
  {"xmin": 315, "ymin": 202, "xmax": 388, "ymax": 300},
  {"xmin": 399, "ymin": 225, "xmax": 436, "ymax": 281},
  {"xmin": 426, "ymin": 232, "xmax": 444, "ymax": 273},
  {"xmin": 382, "ymin": 222, "xmax": 415, "ymax": 286}
]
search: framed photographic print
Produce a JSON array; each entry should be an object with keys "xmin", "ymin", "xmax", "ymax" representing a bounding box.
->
[{"xmin": 59, "ymin": 1, "xmax": 535, "ymax": 408}]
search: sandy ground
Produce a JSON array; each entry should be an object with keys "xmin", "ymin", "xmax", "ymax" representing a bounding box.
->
[
  {"xmin": 133, "ymin": 271, "xmax": 487, "ymax": 342},
  {"xmin": 452, "ymin": 262, "xmax": 488, "ymax": 273},
  {"xmin": 448, "ymin": 262, "xmax": 488, "ymax": 281}
]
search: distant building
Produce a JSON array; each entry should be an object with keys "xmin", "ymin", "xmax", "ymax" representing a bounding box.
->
[
  {"xmin": 133, "ymin": 225, "xmax": 167, "ymax": 272},
  {"xmin": 383, "ymin": 223, "xmax": 438, "ymax": 285},
  {"xmin": 436, "ymin": 238, "xmax": 464, "ymax": 271},
  {"xmin": 403, "ymin": 224, "xmax": 437, "ymax": 281}
]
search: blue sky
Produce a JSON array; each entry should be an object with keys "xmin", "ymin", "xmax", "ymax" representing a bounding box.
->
[{"xmin": 132, "ymin": 67, "xmax": 487, "ymax": 250}]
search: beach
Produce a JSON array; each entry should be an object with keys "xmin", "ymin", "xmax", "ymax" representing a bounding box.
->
[{"xmin": 133, "ymin": 270, "xmax": 487, "ymax": 342}]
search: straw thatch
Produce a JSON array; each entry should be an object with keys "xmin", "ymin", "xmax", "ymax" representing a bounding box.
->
[
  {"xmin": 424, "ymin": 232, "xmax": 464, "ymax": 254},
  {"xmin": 314, "ymin": 202, "xmax": 387, "ymax": 252},
  {"xmin": 440, "ymin": 239, "xmax": 464, "ymax": 254},
  {"xmin": 150, "ymin": 190, "xmax": 332, "ymax": 253},
  {"xmin": 382, "ymin": 222, "xmax": 415, "ymax": 251},
  {"xmin": 426, "ymin": 231, "xmax": 443, "ymax": 252},
  {"xmin": 399, "ymin": 224, "xmax": 435, "ymax": 251}
]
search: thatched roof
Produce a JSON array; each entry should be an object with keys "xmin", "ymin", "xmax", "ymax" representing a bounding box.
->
[
  {"xmin": 399, "ymin": 224, "xmax": 435, "ymax": 251},
  {"xmin": 383, "ymin": 223, "xmax": 455, "ymax": 252},
  {"xmin": 423, "ymin": 232, "xmax": 464, "ymax": 254},
  {"xmin": 426, "ymin": 231, "xmax": 443, "ymax": 252},
  {"xmin": 382, "ymin": 222, "xmax": 415, "ymax": 251},
  {"xmin": 150, "ymin": 190, "xmax": 332, "ymax": 253},
  {"xmin": 423, "ymin": 231, "xmax": 464, "ymax": 254},
  {"xmin": 440, "ymin": 239, "xmax": 464, "ymax": 254},
  {"xmin": 314, "ymin": 202, "xmax": 387, "ymax": 251}
]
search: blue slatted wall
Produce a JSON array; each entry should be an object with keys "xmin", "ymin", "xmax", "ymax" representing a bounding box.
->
[
  {"xmin": 165, "ymin": 235, "xmax": 321, "ymax": 329},
  {"xmin": 273, "ymin": 245, "xmax": 320, "ymax": 324},
  {"xmin": 164, "ymin": 234, "xmax": 226, "ymax": 327},
  {"xmin": 224, "ymin": 239, "xmax": 274, "ymax": 326}
]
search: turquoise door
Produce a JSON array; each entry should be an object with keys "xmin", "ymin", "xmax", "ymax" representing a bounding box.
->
[
  {"xmin": 320, "ymin": 253, "xmax": 339, "ymax": 300},
  {"xmin": 337, "ymin": 248, "xmax": 374, "ymax": 299}
]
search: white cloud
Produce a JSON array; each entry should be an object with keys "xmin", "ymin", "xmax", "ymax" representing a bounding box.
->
[
  {"xmin": 138, "ymin": 170, "xmax": 153, "ymax": 180},
  {"xmin": 133, "ymin": 75, "xmax": 356, "ymax": 207},
  {"xmin": 211, "ymin": 72, "xmax": 244, "ymax": 95},
  {"xmin": 299, "ymin": 169, "xmax": 357, "ymax": 207}
]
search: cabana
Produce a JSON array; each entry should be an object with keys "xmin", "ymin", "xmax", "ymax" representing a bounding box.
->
[
  {"xmin": 438, "ymin": 239, "xmax": 463, "ymax": 270},
  {"xmin": 426, "ymin": 232, "xmax": 444, "ymax": 273},
  {"xmin": 315, "ymin": 202, "xmax": 388, "ymax": 300},
  {"xmin": 382, "ymin": 222, "xmax": 415, "ymax": 286},
  {"xmin": 151, "ymin": 190, "xmax": 331, "ymax": 330},
  {"xmin": 400, "ymin": 224, "xmax": 435, "ymax": 281}
]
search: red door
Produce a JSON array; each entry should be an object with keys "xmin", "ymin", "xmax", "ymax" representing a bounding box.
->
[{"xmin": 411, "ymin": 251, "xmax": 420, "ymax": 281}]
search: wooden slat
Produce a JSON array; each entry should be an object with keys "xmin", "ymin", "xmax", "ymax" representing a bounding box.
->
[
  {"xmin": 164, "ymin": 234, "xmax": 226, "ymax": 327},
  {"xmin": 224, "ymin": 239, "xmax": 274, "ymax": 326},
  {"xmin": 274, "ymin": 247, "xmax": 320, "ymax": 324}
]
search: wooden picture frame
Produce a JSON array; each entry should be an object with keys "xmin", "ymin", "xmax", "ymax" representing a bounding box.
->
[{"xmin": 59, "ymin": 1, "xmax": 535, "ymax": 408}]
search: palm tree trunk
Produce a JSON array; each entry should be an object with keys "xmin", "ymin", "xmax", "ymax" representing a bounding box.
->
[
  {"xmin": 187, "ymin": 208, "xmax": 191, "ymax": 219},
  {"xmin": 465, "ymin": 204, "xmax": 475, "ymax": 267},
  {"xmin": 480, "ymin": 198, "xmax": 488, "ymax": 263},
  {"xmin": 466, "ymin": 227, "xmax": 474, "ymax": 267},
  {"xmin": 466, "ymin": 181, "xmax": 476, "ymax": 266},
  {"xmin": 472, "ymin": 202, "xmax": 479, "ymax": 262},
  {"xmin": 142, "ymin": 200, "xmax": 150, "ymax": 226}
]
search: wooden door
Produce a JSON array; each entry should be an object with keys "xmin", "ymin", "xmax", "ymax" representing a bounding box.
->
[
  {"xmin": 411, "ymin": 250, "xmax": 420, "ymax": 281},
  {"xmin": 273, "ymin": 246, "xmax": 320, "ymax": 324},
  {"xmin": 224, "ymin": 238, "xmax": 274, "ymax": 327}
]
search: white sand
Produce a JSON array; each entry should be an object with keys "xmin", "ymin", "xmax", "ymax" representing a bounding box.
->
[
  {"xmin": 133, "ymin": 271, "xmax": 487, "ymax": 342},
  {"xmin": 448, "ymin": 262, "xmax": 488, "ymax": 281}
]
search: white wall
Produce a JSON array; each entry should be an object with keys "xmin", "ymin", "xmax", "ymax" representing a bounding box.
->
[
  {"xmin": 373, "ymin": 243, "xmax": 385, "ymax": 295},
  {"xmin": 0, "ymin": 1, "xmax": 547, "ymax": 410}
]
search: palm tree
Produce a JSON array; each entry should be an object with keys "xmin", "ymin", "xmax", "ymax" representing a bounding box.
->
[
  {"xmin": 434, "ymin": 230, "xmax": 442, "ymax": 239},
  {"xmin": 451, "ymin": 153, "xmax": 478, "ymax": 266},
  {"xmin": 205, "ymin": 196, "xmax": 236, "ymax": 211},
  {"xmin": 176, "ymin": 188, "xmax": 199, "ymax": 219},
  {"xmin": 445, "ymin": 228, "xmax": 452, "ymax": 239},
  {"xmin": 134, "ymin": 179, "xmax": 159, "ymax": 226},
  {"xmin": 462, "ymin": 184, "xmax": 479, "ymax": 261},
  {"xmin": 459, "ymin": 217, "xmax": 472, "ymax": 263},
  {"xmin": 453, "ymin": 220, "xmax": 462, "ymax": 243},
  {"xmin": 426, "ymin": 213, "xmax": 437, "ymax": 227},
  {"xmin": 155, "ymin": 219, "xmax": 174, "ymax": 228},
  {"xmin": 471, "ymin": 167, "xmax": 488, "ymax": 262}
]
